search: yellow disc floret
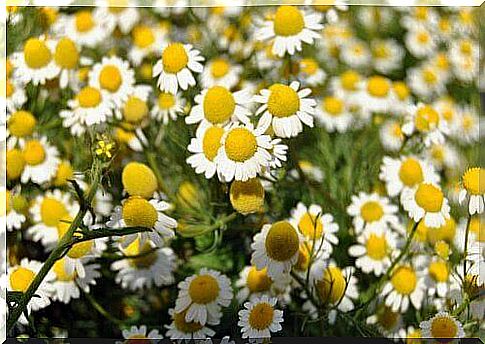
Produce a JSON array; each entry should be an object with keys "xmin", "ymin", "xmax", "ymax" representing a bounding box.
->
[
  {"xmin": 267, "ymin": 84, "xmax": 300, "ymax": 118},
  {"xmin": 248, "ymin": 302, "xmax": 275, "ymax": 330},
  {"xmin": 8, "ymin": 111, "xmax": 36, "ymax": 137},
  {"xmin": 273, "ymin": 6, "xmax": 305, "ymax": 37},
  {"xmin": 398, "ymin": 158, "xmax": 424, "ymax": 187},
  {"xmin": 317, "ymin": 266, "xmax": 346, "ymax": 304},
  {"xmin": 246, "ymin": 267, "xmax": 272, "ymax": 293},
  {"xmin": 122, "ymin": 162, "xmax": 158, "ymax": 199},
  {"xmin": 99, "ymin": 65, "xmax": 122, "ymax": 92},
  {"xmin": 229, "ymin": 178, "xmax": 265, "ymax": 215},
  {"xmin": 202, "ymin": 126, "xmax": 224, "ymax": 161},
  {"xmin": 23, "ymin": 140, "xmax": 46, "ymax": 166},
  {"xmin": 124, "ymin": 238, "xmax": 158, "ymax": 268},
  {"xmin": 75, "ymin": 11, "xmax": 95, "ymax": 32},
  {"xmin": 265, "ymin": 221, "xmax": 300, "ymax": 261},
  {"xmin": 415, "ymin": 183, "xmax": 444, "ymax": 212},
  {"xmin": 122, "ymin": 196, "xmax": 158, "ymax": 228},
  {"xmin": 53, "ymin": 258, "xmax": 76, "ymax": 281},
  {"xmin": 415, "ymin": 105, "xmax": 439, "ymax": 132},
  {"xmin": 366, "ymin": 233, "xmax": 388, "ymax": 260},
  {"xmin": 132, "ymin": 25, "xmax": 155, "ymax": 48},
  {"xmin": 367, "ymin": 76, "xmax": 390, "ymax": 98},
  {"xmin": 188, "ymin": 274, "xmax": 220, "ymax": 304},
  {"xmin": 391, "ymin": 266, "xmax": 417, "ymax": 295},
  {"xmin": 54, "ymin": 37, "xmax": 79, "ymax": 69},
  {"xmin": 462, "ymin": 167, "xmax": 484, "ymax": 195},
  {"xmin": 41, "ymin": 197, "xmax": 68, "ymax": 227},
  {"xmin": 428, "ymin": 260, "xmax": 449, "ymax": 283},
  {"xmin": 173, "ymin": 309, "xmax": 203, "ymax": 333},
  {"xmin": 298, "ymin": 212, "xmax": 323, "ymax": 239},
  {"xmin": 323, "ymin": 96, "xmax": 344, "ymax": 116},
  {"xmin": 23, "ymin": 38, "xmax": 52, "ymax": 69},
  {"xmin": 54, "ymin": 161, "xmax": 74, "ymax": 187},
  {"xmin": 7, "ymin": 149, "xmax": 25, "ymax": 180},
  {"xmin": 78, "ymin": 86, "xmax": 102, "ymax": 108},
  {"xmin": 360, "ymin": 201, "xmax": 384, "ymax": 223},
  {"xmin": 10, "ymin": 267, "xmax": 35, "ymax": 292},
  {"xmin": 203, "ymin": 86, "xmax": 236, "ymax": 124},
  {"xmin": 210, "ymin": 58, "xmax": 230, "ymax": 78},
  {"xmin": 162, "ymin": 43, "xmax": 188, "ymax": 74},
  {"xmin": 224, "ymin": 127, "xmax": 257, "ymax": 162},
  {"xmin": 123, "ymin": 96, "xmax": 148, "ymax": 123},
  {"xmin": 158, "ymin": 92, "xmax": 175, "ymax": 110},
  {"xmin": 340, "ymin": 70, "xmax": 360, "ymax": 91},
  {"xmin": 430, "ymin": 315, "xmax": 458, "ymax": 338}
]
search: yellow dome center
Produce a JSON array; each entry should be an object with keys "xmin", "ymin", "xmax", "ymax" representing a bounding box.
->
[
  {"xmin": 391, "ymin": 266, "xmax": 417, "ymax": 295},
  {"xmin": 434, "ymin": 241, "xmax": 451, "ymax": 259},
  {"xmin": 122, "ymin": 162, "xmax": 158, "ymax": 199},
  {"xmin": 248, "ymin": 302, "xmax": 275, "ymax": 330},
  {"xmin": 75, "ymin": 11, "xmax": 95, "ymax": 33},
  {"xmin": 367, "ymin": 76, "xmax": 390, "ymax": 98},
  {"xmin": 202, "ymin": 126, "xmax": 224, "ymax": 161},
  {"xmin": 162, "ymin": 43, "xmax": 188, "ymax": 74},
  {"xmin": 323, "ymin": 96, "xmax": 344, "ymax": 116},
  {"xmin": 23, "ymin": 38, "xmax": 52, "ymax": 69},
  {"xmin": 203, "ymin": 86, "xmax": 236, "ymax": 124},
  {"xmin": 54, "ymin": 161, "xmax": 74, "ymax": 187},
  {"xmin": 267, "ymin": 83, "xmax": 300, "ymax": 118},
  {"xmin": 298, "ymin": 212, "xmax": 323, "ymax": 239},
  {"xmin": 415, "ymin": 105, "xmax": 439, "ymax": 132},
  {"xmin": 366, "ymin": 233, "xmax": 388, "ymax": 260},
  {"xmin": 99, "ymin": 65, "xmax": 122, "ymax": 92},
  {"xmin": 8, "ymin": 110, "xmax": 36, "ymax": 137},
  {"xmin": 188, "ymin": 274, "xmax": 220, "ymax": 304},
  {"xmin": 265, "ymin": 221, "xmax": 300, "ymax": 261},
  {"xmin": 273, "ymin": 6, "xmax": 305, "ymax": 37},
  {"xmin": 41, "ymin": 197, "xmax": 68, "ymax": 227},
  {"xmin": 415, "ymin": 183, "xmax": 444, "ymax": 212},
  {"xmin": 173, "ymin": 309, "xmax": 203, "ymax": 333},
  {"xmin": 427, "ymin": 217, "xmax": 456, "ymax": 245},
  {"xmin": 123, "ymin": 96, "xmax": 148, "ymax": 124},
  {"xmin": 462, "ymin": 167, "xmax": 484, "ymax": 195},
  {"xmin": 124, "ymin": 239, "xmax": 158, "ymax": 269},
  {"xmin": 247, "ymin": 267, "xmax": 272, "ymax": 293},
  {"xmin": 23, "ymin": 140, "xmax": 46, "ymax": 166},
  {"xmin": 55, "ymin": 37, "xmax": 79, "ymax": 69},
  {"xmin": 158, "ymin": 92, "xmax": 175, "ymax": 110},
  {"xmin": 340, "ymin": 70, "xmax": 360, "ymax": 91},
  {"xmin": 6, "ymin": 80, "xmax": 14, "ymax": 98},
  {"xmin": 317, "ymin": 266, "xmax": 346, "ymax": 304},
  {"xmin": 122, "ymin": 197, "xmax": 158, "ymax": 228},
  {"xmin": 398, "ymin": 158, "xmax": 424, "ymax": 187},
  {"xmin": 77, "ymin": 86, "xmax": 102, "ymax": 108},
  {"xmin": 7, "ymin": 149, "xmax": 25, "ymax": 180},
  {"xmin": 53, "ymin": 258, "xmax": 76, "ymax": 282},
  {"xmin": 67, "ymin": 236, "xmax": 94, "ymax": 259},
  {"xmin": 430, "ymin": 316, "xmax": 458, "ymax": 338},
  {"xmin": 428, "ymin": 261, "xmax": 449, "ymax": 283},
  {"xmin": 210, "ymin": 58, "xmax": 230, "ymax": 78},
  {"xmin": 417, "ymin": 31, "xmax": 430, "ymax": 44},
  {"xmin": 10, "ymin": 267, "xmax": 35, "ymax": 292},
  {"xmin": 57, "ymin": 215, "xmax": 72, "ymax": 239},
  {"xmin": 373, "ymin": 43, "xmax": 389, "ymax": 58},
  {"xmin": 469, "ymin": 216, "xmax": 484, "ymax": 243},
  {"xmin": 393, "ymin": 82, "xmax": 410, "ymax": 101},
  {"xmin": 300, "ymin": 58, "xmax": 318, "ymax": 75},
  {"xmin": 229, "ymin": 178, "xmax": 265, "ymax": 215},
  {"xmin": 132, "ymin": 25, "xmax": 155, "ymax": 48},
  {"xmin": 224, "ymin": 127, "xmax": 257, "ymax": 162},
  {"xmin": 360, "ymin": 201, "xmax": 384, "ymax": 223}
]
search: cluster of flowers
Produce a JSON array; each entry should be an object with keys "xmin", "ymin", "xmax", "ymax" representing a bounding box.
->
[{"xmin": 3, "ymin": 2, "xmax": 483, "ymax": 342}]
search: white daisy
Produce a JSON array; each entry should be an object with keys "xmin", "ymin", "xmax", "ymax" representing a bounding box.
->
[
  {"xmin": 453, "ymin": 107, "xmax": 479, "ymax": 145},
  {"xmin": 237, "ymin": 295, "xmax": 283, "ymax": 338},
  {"xmin": 407, "ymin": 63, "xmax": 446, "ymax": 99},
  {"xmin": 128, "ymin": 24, "xmax": 167, "ymax": 66},
  {"xmin": 119, "ymin": 325, "xmax": 162, "ymax": 343},
  {"xmin": 297, "ymin": 58, "xmax": 326, "ymax": 87},
  {"xmin": 151, "ymin": 91, "xmax": 185, "ymax": 125},
  {"xmin": 347, "ymin": 192, "xmax": 399, "ymax": 233},
  {"xmin": 420, "ymin": 256, "xmax": 453, "ymax": 298},
  {"xmin": 235, "ymin": 266, "xmax": 275, "ymax": 303},
  {"xmin": 360, "ymin": 75, "xmax": 396, "ymax": 115},
  {"xmin": 153, "ymin": 42, "xmax": 204, "ymax": 95},
  {"xmin": 5, "ymin": 189, "xmax": 26, "ymax": 231},
  {"xmin": 379, "ymin": 120, "xmax": 405, "ymax": 152},
  {"xmin": 420, "ymin": 312, "xmax": 465, "ymax": 339},
  {"xmin": 201, "ymin": 57, "xmax": 242, "ymax": 89},
  {"xmin": 340, "ymin": 39, "xmax": 371, "ymax": 69},
  {"xmin": 425, "ymin": 143, "xmax": 461, "ymax": 171},
  {"xmin": 51, "ymin": 37, "xmax": 81, "ymax": 89},
  {"xmin": 402, "ymin": 104, "xmax": 449, "ymax": 147},
  {"xmin": 459, "ymin": 167, "xmax": 484, "ymax": 215},
  {"xmin": 54, "ymin": 10, "xmax": 110, "ymax": 48},
  {"xmin": 5, "ymin": 78, "xmax": 27, "ymax": 114},
  {"xmin": 165, "ymin": 308, "xmax": 215, "ymax": 340},
  {"xmin": 315, "ymin": 95, "xmax": 353, "ymax": 133},
  {"xmin": 404, "ymin": 26, "xmax": 437, "ymax": 59},
  {"xmin": 95, "ymin": 1, "xmax": 140, "ymax": 35},
  {"xmin": 371, "ymin": 39, "xmax": 404, "ymax": 74},
  {"xmin": 175, "ymin": 268, "xmax": 233, "ymax": 326},
  {"xmin": 382, "ymin": 264, "xmax": 426, "ymax": 313},
  {"xmin": 20, "ymin": 137, "xmax": 60, "ymax": 184},
  {"xmin": 114, "ymin": 84, "xmax": 152, "ymax": 123},
  {"xmin": 254, "ymin": 81, "xmax": 316, "ymax": 138},
  {"xmin": 255, "ymin": 5, "xmax": 323, "ymax": 57}
]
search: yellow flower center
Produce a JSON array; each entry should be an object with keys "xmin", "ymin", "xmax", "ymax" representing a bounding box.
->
[
  {"xmin": 267, "ymin": 83, "xmax": 300, "ymax": 118},
  {"xmin": 139, "ymin": 63, "xmax": 152, "ymax": 80},
  {"xmin": 67, "ymin": 236, "xmax": 94, "ymax": 259},
  {"xmin": 173, "ymin": 309, "xmax": 204, "ymax": 333},
  {"xmin": 23, "ymin": 140, "xmax": 46, "ymax": 166},
  {"xmin": 436, "ymin": 53, "xmax": 449, "ymax": 71},
  {"xmin": 40, "ymin": 197, "xmax": 68, "ymax": 227},
  {"xmin": 360, "ymin": 201, "xmax": 384, "ymax": 223},
  {"xmin": 122, "ymin": 197, "xmax": 158, "ymax": 228},
  {"xmin": 23, "ymin": 38, "xmax": 52, "ymax": 69},
  {"xmin": 366, "ymin": 233, "xmax": 388, "ymax": 260},
  {"xmin": 393, "ymin": 82, "xmax": 410, "ymax": 101},
  {"xmin": 323, "ymin": 96, "xmax": 344, "ymax": 116},
  {"xmin": 469, "ymin": 216, "xmax": 484, "ymax": 243},
  {"xmin": 391, "ymin": 266, "xmax": 417, "ymax": 295},
  {"xmin": 298, "ymin": 212, "xmax": 323, "ymax": 239},
  {"xmin": 6, "ymin": 80, "xmax": 14, "ymax": 97},
  {"xmin": 434, "ymin": 241, "xmax": 451, "ymax": 259},
  {"xmin": 57, "ymin": 215, "xmax": 72, "ymax": 239},
  {"xmin": 300, "ymin": 58, "xmax": 318, "ymax": 75},
  {"xmin": 265, "ymin": 221, "xmax": 300, "ymax": 261},
  {"xmin": 246, "ymin": 266, "xmax": 272, "ymax": 293},
  {"xmin": 162, "ymin": 43, "xmax": 188, "ymax": 74},
  {"xmin": 6, "ymin": 59, "xmax": 13, "ymax": 77},
  {"xmin": 373, "ymin": 43, "xmax": 389, "ymax": 58},
  {"xmin": 462, "ymin": 167, "xmax": 484, "ymax": 195},
  {"xmin": 430, "ymin": 145, "xmax": 445, "ymax": 163},
  {"xmin": 273, "ymin": 5, "xmax": 305, "ymax": 37},
  {"xmin": 417, "ymin": 31, "xmax": 430, "ymax": 44},
  {"xmin": 415, "ymin": 105, "xmax": 439, "ymax": 132},
  {"xmin": 398, "ymin": 158, "xmax": 424, "ymax": 187},
  {"xmin": 427, "ymin": 217, "xmax": 456, "ymax": 245},
  {"xmin": 248, "ymin": 302, "xmax": 275, "ymax": 330},
  {"xmin": 77, "ymin": 86, "xmax": 102, "ymax": 108},
  {"xmin": 406, "ymin": 329, "xmax": 422, "ymax": 344},
  {"xmin": 54, "ymin": 37, "xmax": 79, "ymax": 69},
  {"xmin": 462, "ymin": 114, "xmax": 474, "ymax": 131},
  {"xmin": 122, "ymin": 162, "xmax": 158, "ymax": 199},
  {"xmin": 203, "ymin": 86, "xmax": 236, "ymax": 124},
  {"xmin": 53, "ymin": 258, "xmax": 76, "ymax": 282},
  {"xmin": 340, "ymin": 70, "xmax": 360, "ymax": 91},
  {"xmin": 132, "ymin": 25, "xmax": 155, "ymax": 48},
  {"xmin": 188, "ymin": 274, "xmax": 220, "ymax": 304},
  {"xmin": 202, "ymin": 126, "xmax": 225, "ymax": 161},
  {"xmin": 422, "ymin": 68, "xmax": 437, "ymax": 85},
  {"xmin": 428, "ymin": 261, "xmax": 449, "ymax": 283},
  {"xmin": 391, "ymin": 123, "xmax": 404, "ymax": 139},
  {"xmin": 430, "ymin": 316, "xmax": 458, "ymax": 338},
  {"xmin": 75, "ymin": 11, "xmax": 95, "ymax": 33},
  {"xmin": 295, "ymin": 242, "xmax": 311, "ymax": 271},
  {"xmin": 4, "ymin": 190, "xmax": 11, "ymax": 214},
  {"xmin": 8, "ymin": 110, "xmax": 36, "ymax": 137},
  {"xmin": 229, "ymin": 178, "xmax": 265, "ymax": 215},
  {"xmin": 210, "ymin": 58, "xmax": 230, "ymax": 78},
  {"xmin": 10, "ymin": 267, "xmax": 35, "ymax": 292},
  {"xmin": 367, "ymin": 76, "xmax": 390, "ymax": 98},
  {"xmin": 318, "ymin": 266, "xmax": 347, "ymax": 305},
  {"xmin": 123, "ymin": 96, "xmax": 148, "ymax": 124},
  {"xmin": 415, "ymin": 7, "xmax": 428, "ymax": 20},
  {"xmin": 158, "ymin": 92, "xmax": 175, "ymax": 110},
  {"xmin": 7, "ymin": 149, "xmax": 25, "ymax": 180},
  {"xmin": 99, "ymin": 65, "xmax": 122, "ymax": 92},
  {"xmin": 224, "ymin": 127, "xmax": 258, "ymax": 162},
  {"xmin": 124, "ymin": 238, "xmax": 158, "ymax": 269},
  {"xmin": 54, "ymin": 161, "xmax": 74, "ymax": 187},
  {"xmin": 460, "ymin": 40, "xmax": 472, "ymax": 56},
  {"xmin": 415, "ymin": 183, "xmax": 444, "ymax": 212}
]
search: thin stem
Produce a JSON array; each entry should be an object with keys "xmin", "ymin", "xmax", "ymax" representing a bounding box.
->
[
  {"xmin": 463, "ymin": 214, "xmax": 472, "ymax": 279},
  {"xmin": 83, "ymin": 292, "xmax": 123, "ymax": 326}
]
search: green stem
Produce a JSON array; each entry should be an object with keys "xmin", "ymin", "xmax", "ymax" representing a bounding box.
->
[
  {"xmin": 83, "ymin": 292, "xmax": 123, "ymax": 326},
  {"xmin": 463, "ymin": 214, "xmax": 472, "ymax": 279},
  {"xmin": 145, "ymin": 150, "xmax": 170, "ymax": 198}
]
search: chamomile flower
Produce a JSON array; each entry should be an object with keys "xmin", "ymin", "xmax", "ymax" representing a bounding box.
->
[
  {"xmin": 215, "ymin": 123, "xmax": 273, "ymax": 182},
  {"xmin": 390, "ymin": 81, "xmax": 413, "ymax": 116},
  {"xmin": 111, "ymin": 238, "xmax": 176, "ymax": 290},
  {"xmin": 106, "ymin": 196, "xmax": 177, "ymax": 248},
  {"xmin": 454, "ymin": 107, "xmax": 479, "ymax": 145},
  {"xmin": 382, "ymin": 264, "xmax": 426, "ymax": 313},
  {"xmin": 371, "ymin": 39, "xmax": 404, "ymax": 74},
  {"xmin": 52, "ymin": 37, "xmax": 80, "ymax": 89},
  {"xmin": 20, "ymin": 137, "xmax": 60, "ymax": 184},
  {"xmin": 404, "ymin": 26, "xmax": 437, "ymax": 59},
  {"xmin": 128, "ymin": 24, "xmax": 167, "ymax": 66},
  {"xmin": 297, "ymin": 58, "xmax": 326, "ymax": 87},
  {"xmin": 379, "ymin": 155, "xmax": 439, "ymax": 198},
  {"xmin": 360, "ymin": 76, "xmax": 395, "ymax": 114},
  {"xmin": 119, "ymin": 325, "xmax": 162, "ymax": 343},
  {"xmin": 402, "ymin": 182, "xmax": 450, "ymax": 228},
  {"xmin": 348, "ymin": 227, "xmax": 397, "ymax": 276},
  {"xmin": 60, "ymin": 86, "xmax": 113, "ymax": 136},
  {"xmin": 95, "ymin": 1, "xmax": 140, "ymax": 35},
  {"xmin": 401, "ymin": 7, "xmax": 438, "ymax": 30},
  {"xmin": 315, "ymin": 95, "xmax": 353, "ymax": 133},
  {"xmin": 5, "ymin": 78, "xmax": 27, "ymax": 113},
  {"xmin": 89, "ymin": 56, "xmax": 135, "ymax": 108},
  {"xmin": 255, "ymin": 5, "xmax": 323, "ymax": 57},
  {"xmin": 254, "ymin": 81, "xmax": 316, "ymax": 138},
  {"xmin": 422, "ymin": 256, "xmax": 453, "ymax": 297},
  {"xmin": 420, "ymin": 312, "xmax": 464, "ymax": 339},
  {"xmin": 366, "ymin": 303, "xmax": 403, "ymax": 338},
  {"xmin": 151, "ymin": 91, "xmax": 185, "ymax": 124},
  {"xmin": 347, "ymin": 192, "xmax": 399, "ymax": 233},
  {"xmin": 6, "ymin": 110, "xmax": 36, "ymax": 146},
  {"xmin": 329, "ymin": 70, "xmax": 363, "ymax": 99},
  {"xmin": 459, "ymin": 167, "xmax": 484, "ymax": 215},
  {"xmin": 165, "ymin": 308, "xmax": 215, "ymax": 340},
  {"xmin": 5, "ymin": 190, "xmax": 27, "ymax": 231},
  {"xmin": 153, "ymin": 42, "xmax": 204, "ymax": 94},
  {"xmin": 407, "ymin": 64, "xmax": 446, "ymax": 99},
  {"xmin": 201, "ymin": 57, "xmax": 242, "ymax": 89},
  {"xmin": 425, "ymin": 143, "xmax": 461, "ymax": 171},
  {"xmin": 340, "ymin": 39, "xmax": 371, "ymax": 69},
  {"xmin": 115, "ymin": 85, "xmax": 152, "ymax": 123},
  {"xmin": 11, "ymin": 37, "xmax": 58, "ymax": 85},
  {"xmin": 229, "ymin": 178, "xmax": 265, "ymax": 215},
  {"xmin": 56, "ymin": 10, "xmax": 110, "ymax": 48},
  {"xmin": 7, "ymin": 258, "xmax": 55, "ymax": 324},
  {"xmin": 251, "ymin": 221, "xmax": 303, "ymax": 279},
  {"xmin": 175, "ymin": 268, "xmax": 233, "ymax": 326},
  {"xmin": 237, "ymin": 295, "xmax": 283, "ymax": 339},
  {"xmin": 379, "ymin": 120, "xmax": 405, "ymax": 152},
  {"xmin": 402, "ymin": 104, "xmax": 449, "ymax": 147},
  {"xmin": 236, "ymin": 266, "xmax": 273, "ymax": 303},
  {"xmin": 186, "ymin": 86, "xmax": 251, "ymax": 126}
]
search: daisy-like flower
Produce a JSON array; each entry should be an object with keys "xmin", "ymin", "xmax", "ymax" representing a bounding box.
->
[
  {"xmin": 404, "ymin": 26, "xmax": 437, "ymax": 59},
  {"xmin": 425, "ymin": 143, "xmax": 461, "ymax": 171},
  {"xmin": 348, "ymin": 227, "xmax": 397, "ymax": 276},
  {"xmin": 95, "ymin": 1, "xmax": 140, "ymax": 35},
  {"xmin": 390, "ymin": 81, "xmax": 413, "ymax": 116},
  {"xmin": 360, "ymin": 75, "xmax": 395, "ymax": 114},
  {"xmin": 186, "ymin": 86, "xmax": 251, "ymax": 126},
  {"xmin": 459, "ymin": 167, "xmax": 484, "ymax": 215},
  {"xmin": 236, "ymin": 266, "xmax": 274, "ymax": 303},
  {"xmin": 379, "ymin": 155, "xmax": 439, "ymax": 198},
  {"xmin": 52, "ymin": 37, "xmax": 80, "ymax": 89},
  {"xmin": 106, "ymin": 196, "xmax": 177, "ymax": 248},
  {"xmin": 379, "ymin": 120, "xmax": 405, "ymax": 152},
  {"xmin": 153, "ymin": 42, "xmax": 204, "ymax": 94},
  {"xmin": 366, "ymin": 303, "xmax": 403, "ymax": 338},
  {"xmin": 237, "ymin": 295, "xmax": 283, "ymax": 338},
  {"xmin": 229, "ymin": 178, "xmax": 265, "ymax": 215},
  {"xmin": 347, "ymin": 192, "xmax": 399, "ymax": 233},
  {"xmin": 5, "ymin": 190, "xmax": 27, "ymax": 231},
  {"xmin": 115, "ymin": 85, "xmax": 152, "ymax": 124},
  {"xmin": 5, "ymin": 78, "xmax": 27, "ymax": 113},
  {"xmin": 420, "ymin": 312, "xmax": 465, "ymax": 339},
  {"xmin": 454, "ymin": 107, "xmax": 479, "ymax": 145},
  {"xmin": 422, "ymin": 256, "xmax": 453, "ymax": 298},
  {"xmin": 215, "ymin": 123, "xmax": 273, "ymax": 182},
  {"xmin": 111, "ymin": 238, "xmax": 176, "ymax": 291},
  {"xmin": 407, "ymin": 63, "xmax": 446, "ymax": 99},
  {"xmin": 20, "ymin": 137, "xmax": 60, "ymax": 184},
  {"xmin": 402, "ymin": 104, "xmax": 449, "ymax": 147},
  {"xmin": 201, "ymin": 57, "xmax": 242, "ymax": 89},
  {"xmin": 329, "ymin": 70, "xmax": 363, "ymax": 99},
  {"xmin": 128, "ymin": 24, "xmax": 167, "ymax": 66},
  {"xmin": 165, "ymin": 308, "xmax": 215, "ymax": 340},
  {"xmin": 297, "ymin": 58, "xmax": 326, "ymax": 87},
  {"xmin": 402, "ymin": 182, "xmax": 450, "ymax": 228},
  {"xmin": 289, "ymin": 202, "xmax": 339, "ymax": 257},
  {"xmin": 251, "ymin": 221, "xmax": 303, "ymax": 279},
  {"xmin": 175, "ymin": 268, "xmax": 233, "ymax": 326},
  {"xmin": 60, "ymin": 86, "xmax": 113, "ymax": 136},
  {"xmin": 119, "ymin": 325, "xmax": 162, "ymax": 344},
  {"xmin": 151, "ymin": 91, "xmax": 185, "ymax": 125},
  {"xmin": 315, "ymin": 95, "xmax": 353, "ymax": 133},
  {"xmin": 382, "ymin": 264, "xmax": 426, "ymax": 313},
  {"xmin": 6, "ymin": 110, "xmax": 37, "ymax": 146},
  {"xmin": 89, "ymin": 56, "xmax": 135, "ymax": 108},
  {"xmin": 55, "ymin": 10, "xmax": 110, "ymax": 48},
  {"xmin": 340, "ymin": 39, "xmax": 371, "ymax": 69},
  {"xmin": 371, "ymin": 39, "xmax": 404, "ymax": 74},
  {"xmin": 254, "ymin": 81, "xmax": 316, "ymax": 138},
  {"xmin": 255, "ymin": 5, "xmax": 323, "ymax": 57},
  {"xmin": 7, "ymin": 258, "xmax": 55, "ymax": 324},
  {"xmin": 11, "ymin": 37, "xmax": 59, "ymax": 85}
]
